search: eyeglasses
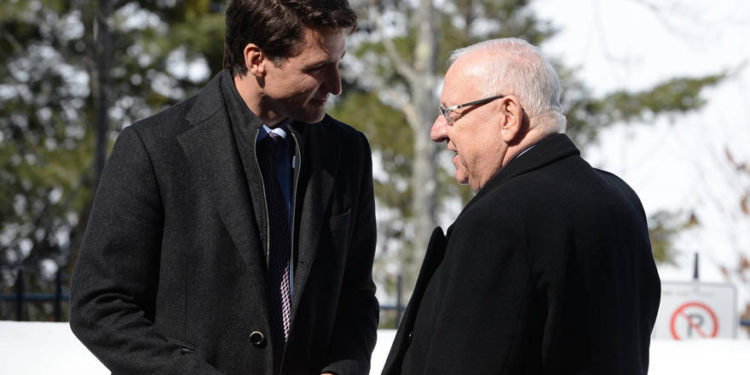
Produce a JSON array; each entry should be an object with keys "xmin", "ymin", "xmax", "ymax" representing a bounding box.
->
[{"xmin": 439, "ymin": 94, "xmax": 505, "ymax": 126}]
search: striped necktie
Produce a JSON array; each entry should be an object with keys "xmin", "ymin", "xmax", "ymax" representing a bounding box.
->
[{"xmin": 256, "ymin": 133, "xmax": 292, "ymax": 368}]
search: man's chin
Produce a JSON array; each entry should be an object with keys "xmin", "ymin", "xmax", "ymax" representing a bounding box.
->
[
  {"xmin": 292, "ymin": 110, "xmax": 326, "ymax": 124},
  {"xmin": 454, "ymin": 172, "xmax": 469, "ymax": 186}
]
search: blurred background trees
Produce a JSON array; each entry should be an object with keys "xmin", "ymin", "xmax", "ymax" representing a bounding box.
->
[
  {"xmin": 0, "ymin": 0, "xmax": 224, "ymax": 320},
  {"xmin": 334, "ymin": 0, "xmax": 722, "ymax": 324},
  {"xmin": 0, "ymin": 0, "xmax": 722, "ymax": 322}
]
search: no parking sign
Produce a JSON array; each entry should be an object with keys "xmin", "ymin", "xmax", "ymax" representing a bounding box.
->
[{"xmin": 653, "ymin": 281, "xmax": 737, "ymax": 340}]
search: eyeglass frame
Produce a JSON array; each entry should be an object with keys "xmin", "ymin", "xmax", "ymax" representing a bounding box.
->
[{"xmin": 439, "ymin": 94, "xmax": 505, "ymax": 126}]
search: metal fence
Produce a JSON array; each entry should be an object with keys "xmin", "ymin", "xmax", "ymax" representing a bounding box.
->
[
  {"xmin": 2, "ymin": 268, "xmax": 749, "ymax": 330},
  {"xmin": 0, "ymin": 267, "xmax": 69, "ymax": 322}
]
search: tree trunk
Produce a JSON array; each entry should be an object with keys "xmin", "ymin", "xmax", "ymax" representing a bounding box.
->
[
  {"xmin": 94, "ymin": 0, "xmax": 112, "ymax": 191},
  {"xmin": 406, "ymin": 0, "xmax": 440, "ymax": 289}
]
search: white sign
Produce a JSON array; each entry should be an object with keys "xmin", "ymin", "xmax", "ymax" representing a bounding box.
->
[{"xmin": 653, "ymin": 281, "xmax": 737, "ymax": 340}]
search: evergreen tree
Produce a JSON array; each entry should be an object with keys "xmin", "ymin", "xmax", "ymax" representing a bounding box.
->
[{"xmin": 0, "ymin": 0, "xmax": 224, "ymax": 320}]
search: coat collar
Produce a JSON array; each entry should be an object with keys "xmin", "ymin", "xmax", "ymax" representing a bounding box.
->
[
  {"xmin": 287, "ymin": 117, "xmax": 339, "ymax": 315},
  {"xmin": 459, "ymin": 133, "xmax": 580, "ymax": 219},
  {"xmin": 176, "ymin": 73, "xmax": 270, "ymax": 278}
]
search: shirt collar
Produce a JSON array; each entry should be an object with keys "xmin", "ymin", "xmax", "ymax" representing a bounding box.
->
[
  {"xmin": 258, "ymin": 118, "xmax": 292, "ymax": 142},
  {"xmin": 513, "ymin": 143, "xmax": 536, "ymax": 161}
]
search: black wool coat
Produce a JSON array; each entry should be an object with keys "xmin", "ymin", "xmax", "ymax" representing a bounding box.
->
[
  {"xmin": 383, "ymin": 134, "xmax": 661, "ymax": 374},
  {"xmin": 70, "ymin": 71, "xmax": 379, "ymax": 375}
]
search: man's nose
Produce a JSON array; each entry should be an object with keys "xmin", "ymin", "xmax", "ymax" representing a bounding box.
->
[
  {"xmin": 430, "ymin": 115, "xmax": 449, "ymax": 143},
  {"xmin": 325, "ymin": 64, "xmax": 342, "ymax": 95}
]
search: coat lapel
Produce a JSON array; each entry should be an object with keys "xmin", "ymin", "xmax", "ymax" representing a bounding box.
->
[
  {"xmin": 288, "ymin": 120, "xmax": 340, "ymax": 314},
  {"xmin": 177, "ymin": 74, "xmax": 265, "ymax": 276},
  {"xmin": 382, "ymin": 226, "xmax": 448, "ymax": 374}
]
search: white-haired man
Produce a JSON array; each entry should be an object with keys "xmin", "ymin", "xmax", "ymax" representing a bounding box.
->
[{"xmin": 382, "ymin": 38, "xmax": 661, "ymax": 374}]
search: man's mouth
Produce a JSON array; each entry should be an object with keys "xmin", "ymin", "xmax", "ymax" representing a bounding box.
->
[
  {"xmin": 450, "ymin": 150, "xmax": 460, "ymax": 166},
  {"xmin": 310, "ymin": 96, "xmax": 328, "ymax": 106}
]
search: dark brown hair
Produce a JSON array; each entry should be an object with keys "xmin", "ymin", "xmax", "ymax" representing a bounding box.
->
[{"xmin": 223, "ymin": 0, "xmax": 357, "ymax": 76}]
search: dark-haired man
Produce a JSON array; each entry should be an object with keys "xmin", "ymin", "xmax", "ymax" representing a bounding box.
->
[{"xmin": 70, "ymin": 1, "xmax": 378, "ymax": 374}]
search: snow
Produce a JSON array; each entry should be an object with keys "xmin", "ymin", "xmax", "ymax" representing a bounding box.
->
[
  {"xmin": 649, "ymin": 339, "xmax": 750, "ymax": 375},
  {"xmin": 0, "ymin": 322, "xmax": 107, "ymax": 374},
  {"xmin": 1, "ymin": 322, "xmax": 748, "ymax": 374}
]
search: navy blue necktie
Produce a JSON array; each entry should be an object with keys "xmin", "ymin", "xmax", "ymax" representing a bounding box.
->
[{"xmin": 257, "ymin": 133, "xmax": 292, "ymax": 365}]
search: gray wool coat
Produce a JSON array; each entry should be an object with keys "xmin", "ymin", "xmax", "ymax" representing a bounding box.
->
[{"xmin": 70, "ymin": 71, "xmax": 379, "ymax": 375}]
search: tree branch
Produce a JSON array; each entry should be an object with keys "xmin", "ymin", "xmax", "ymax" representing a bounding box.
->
[
  {"xmin": 368, "ymin": 4, "xmax": 419, "ymax": 85},
  {"xmin": 358, "ymin": 64, "xmax": 421, "ymax": 131}
]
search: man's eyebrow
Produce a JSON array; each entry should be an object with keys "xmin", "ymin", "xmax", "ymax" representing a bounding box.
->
[
  {"xmin": 307, "ymin": 50, "xmax": 347, "ymax": 69},
  {"xmin": 325, "ymin": 50, "xmax": 346, "ymax": 64}
]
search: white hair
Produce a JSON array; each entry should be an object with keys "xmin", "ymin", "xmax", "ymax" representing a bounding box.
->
[{"xmin": 449, "ymin": 38, "xmax": 566, "ymax": 133}]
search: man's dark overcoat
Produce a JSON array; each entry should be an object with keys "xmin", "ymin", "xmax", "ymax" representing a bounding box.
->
[
  {"xmin": 70, "ymin": 71, "xmax": 378, "ymax": 375},
  {"xmin": 383, "ymin": 133, "xmax": 661, "ymax": 374}
]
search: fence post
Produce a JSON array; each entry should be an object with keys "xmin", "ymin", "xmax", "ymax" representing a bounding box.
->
[
  {"xmin": 395, "ymin": 274, "xmax": 403, "ymax": 327},
  {"xmin": 54, "ymin": 268, "xmax": 62, "ymax": 322},
  {"xmin": 693, "ymin": 252, "xmax": 699, "ymax": 280},
  {"xmin": 15, "ymin": 267, "xmax": 24, "ymax": 321}
]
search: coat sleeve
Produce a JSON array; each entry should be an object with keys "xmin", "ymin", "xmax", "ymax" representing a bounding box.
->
[
  {"xmin": 320, "ymin": 132, "xmax": 379, "ymax": 375},
  {"xmin": 69, "ymin": 126, "xmax": 222, "ymax": 374}
]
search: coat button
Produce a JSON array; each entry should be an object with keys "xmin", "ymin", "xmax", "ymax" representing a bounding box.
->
[{"xmin": 249, "ymin": 331, "xmax": 266, "ymax": 347}]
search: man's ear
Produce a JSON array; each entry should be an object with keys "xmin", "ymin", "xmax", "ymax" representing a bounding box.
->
[
  {"xmin": 243, "ymin": 43, "xmax": 266, "ymax": 77},
  {"xmin": 499, "ymin": 95, "xmax": 525, "ymax": 144}
]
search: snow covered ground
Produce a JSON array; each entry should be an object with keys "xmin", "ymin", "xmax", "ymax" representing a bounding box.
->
[{"xmin": 1, "ymin": 322, "xmax": 749, "ymax": 374}]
